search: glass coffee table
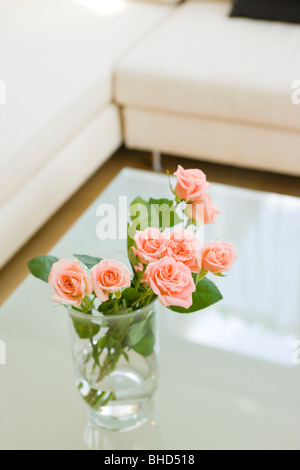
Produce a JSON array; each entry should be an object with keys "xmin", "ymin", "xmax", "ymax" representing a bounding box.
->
[{"xmin": 0, "ymin": 168, "xmax": 299, "ymax": 450}]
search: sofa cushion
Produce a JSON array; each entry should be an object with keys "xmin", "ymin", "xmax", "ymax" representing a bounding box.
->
[
  {"xmin": 0, "ymin": 0, "xmax": 173, "ymax": 207},
  {"xmin": 123, "ymin": 107, "xmax": 300, "ymax": 176},
  {"xmin": 230, "ymin": 0, "xmax": 300, "ymax": 24},
  {"xmin": 115, "ymin": 1, "xmax": 300, "ymax": 132}
]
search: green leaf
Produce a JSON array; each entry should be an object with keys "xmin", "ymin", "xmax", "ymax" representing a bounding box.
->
[
  {"xmin": 132, "ymin": 332, "xmax": 155, "ymax": 357},
  {"xmin": 98, "ymin": 299, "xmax": 116, "ymax": 313},
  {"xmin": 148, "ymin": 311, "xmax": 156, "ymax": 334},
  {"xmin": 108, "ymin": 319, "xmax": 130, "ymax": 343},
  {"xmin": 127, "ymin": 225, "xmax": 139, "ymax": 268},
  {"xmin": 126, "ymin": 317, "xmax": 149, "ymax": 348},
  {"xmin": 129, "ymin": 197, "xmax": 149, "ymax": 231},
  {"xmin": 148, "ymin": 198, "xmax": 173, "ymax": 206},
  {"xmin": 196, "ymin": 269, "xmax": 208, "ymax": 284},
  {"xmin": 149, "ymin": 198, "xmax": 181, "ymax": 230},
  {"xmin": 28, "ymin": 255, "xmax": 59, "ymax": 283},
  {"xmin": 130, "ymin": 196, "xmax": 148, "ymax": 211},
  {"xmin": 73, "ymin": 254, "xmax": 102, "ymax": 269},
  {"xmin": 71, "ymin": 315, "xmax": 100, "ymax": 340},
  {"xmin": 122, "ymin": 350, "xmax": 130, "ymax": 363},
  {"xmin": 169, "ymin": 278, "xmax": 223, "ymax": 314},
  {"xmin": 130, "ymin": 313, "xmax": 156, "ymax": 356},
  {"xmin": 121, "ymin": 288, "xmax": 140, "ymax": 305},
  {"xmin": 129, "ymin": 196, "xmax": 181, "ymax": 232},
  {"xmin": 213, "ymin": 272, "xmax": 227, "ymax": 278}
]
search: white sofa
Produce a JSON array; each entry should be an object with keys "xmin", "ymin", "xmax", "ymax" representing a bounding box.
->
[
  {"xmin": 0, "ymin": 0, "xmax": 175, "ymax": 268},
  {"xmin": 1, "ymin": 0, "xmax": 300, "ymax": 268},
  {"xmin": 116, "ymin": 0, "xmax": 300, "ymax": 176}
]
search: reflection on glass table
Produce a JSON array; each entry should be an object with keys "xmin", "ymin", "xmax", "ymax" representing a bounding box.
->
[
  {"xmin": 84, "ymin": 414, "xmax": 162, "ymax": 450},
  {"xmin": 0, "ymin": 168, "xmax": 299, "ymax": 450}
]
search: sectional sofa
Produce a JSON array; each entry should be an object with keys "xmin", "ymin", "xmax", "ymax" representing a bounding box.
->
[{"xmin": 1, "ymin": 0, "xmax": 300, "ymax": 268}]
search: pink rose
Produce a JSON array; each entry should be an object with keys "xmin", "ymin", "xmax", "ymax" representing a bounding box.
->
[
  {"xmin": 166, "ymin": 228, "xmax": 202, "ymax": 273},
  {"xmin": 132, "ymin": 228, "xmax": 169, "ymax": 265},
  {"xmin": 201, "ymin": 242, "xmax": 238, "ymax": 273},
  {"xmin": 48, "ymin": 259, "xmax": 92, "ymax": 307},
  {"xmin": 174, "ymin": 165, "xmax": 210, "ymax": 202},
  {"xmin": 185, "ymin": 193, "xmax": 221, "ymax": 225},
  {"xmin": 91, "ymin": 259, "xmax": 131, "ymax": 302},
  {"xmin": 145, "ymin": 257, "xmax": 196, "ymax": 309}
]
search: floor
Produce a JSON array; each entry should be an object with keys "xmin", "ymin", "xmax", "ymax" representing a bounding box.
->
[{"xmin": 1, "ymin": 147, "xmax": 299, "ymax": 305}]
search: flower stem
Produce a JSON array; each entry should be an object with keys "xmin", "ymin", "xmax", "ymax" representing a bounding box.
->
[
  {"xmin": 131, "ymin": 289, "xmax": 152, "ymax": 308},
  {"xmin": 135, "ymin": 265, "xmax": 147, "ymax": 291},
  {"xmin": 97, "ymin": 319, "xmax": 132, "ymax": 382}
]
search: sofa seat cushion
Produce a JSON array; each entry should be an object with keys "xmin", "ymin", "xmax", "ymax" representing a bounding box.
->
[
  {"xmin": 116, "ymin": 1, "xmax": 300, "ymax": 132},
  {"xmin": 0, "ymin": 0, "xmax": 172, "ymax": 206}
]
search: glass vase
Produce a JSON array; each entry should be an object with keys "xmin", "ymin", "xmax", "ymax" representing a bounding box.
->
[{"xmin": 67, "ymin": 300, "xmax": 159, "ymax": 432}]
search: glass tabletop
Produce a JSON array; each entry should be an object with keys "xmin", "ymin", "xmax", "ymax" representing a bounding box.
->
[{"xmin": 0, "ymin": 168, "xmax": 299, "ymax": 450}]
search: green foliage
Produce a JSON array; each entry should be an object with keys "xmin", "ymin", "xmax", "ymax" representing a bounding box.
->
[
  {"xmin": 129, "ymin": 196, "xmax": 181, "ymax": 232},
  {"xmin": 121, "ymin": 287, "xmax": 140, "ymax": 304},
  {"xmin": 213, "ymin": 272, "xmax": 227, "ymax": 277},
  {"xmin": 27, "ymin": 254, "xmax": 103, "ymax": 283},
  {"xmin": 132, "ymin": 333, "xmax": 155, "ymax": 357},
  {"xmin": 28, "ymin": 255, "xmax": 59, "ymax": 283},
  {"xmin": 127, "ymin": 224, "xmax": 139, "ymax": 268},
  {"xmin": 128, "ymin": 313, "xmax": 156, "ymax": 357},
  {"xmin": 71, "ymin": 314, "xmax": 100, "ymax": 340},
  {"xmin": 129, "ymin": 196, "xmax": 149, "ymax": 232},
  {"xmin": 98, "ymin": 299, "xmax": 116, "ymax": 313},
  {"xmin": 127, "ymin": 195, "xmax": 182, "ymax": 272},
  {"xmin": 169, "ymin": 278, "xmax": 223, "ymax": 314},
  {"xmin": 148, "ymin": 198, "xmax": 181, "ymax": 230},
  {"xmin": 73, "ymin": 254, "xmax": 102, "ymax": 269},
  {"xmin": 95, "ymin": 312, "xmax": 156, "ymax": 381},
  {"xmin": 125, "ymin": 316, "xmax": 149, "ymax": 348}
]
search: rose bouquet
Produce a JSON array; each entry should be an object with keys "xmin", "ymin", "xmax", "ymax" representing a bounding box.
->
[{"xmin": 28, "ymin": 166, "xmax": 237, "ymax": 430}]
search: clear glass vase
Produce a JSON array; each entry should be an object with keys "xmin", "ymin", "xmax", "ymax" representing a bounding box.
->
[{"xmin": 67, "ymin": 300, "xmax": 159, "ymax": 432}]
